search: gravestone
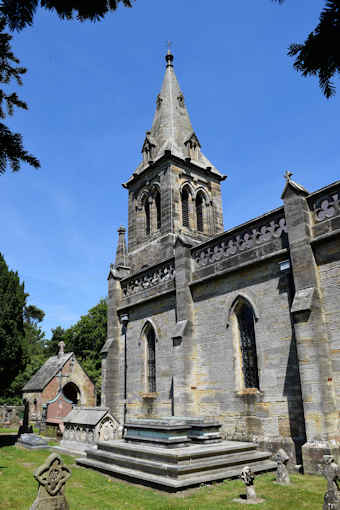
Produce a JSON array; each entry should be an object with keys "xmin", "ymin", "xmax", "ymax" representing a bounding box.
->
[
  {"xmin": 17, "ymin": 433, "xmax": 48, "ymax": 449},
  {"xmin": 320, "ymin": 455, "xmax": 340, "ymax": 510},
  {"xmin": 274, "ymin": 448, "xmax": 290, "ymax": 485},
  {"xmin": 55, "ymin": 407, "xmax": 120, "ymax": 455},
  {"xmin": 16, "ymin": 398, "xmax": 48, "ymax": 450},
  {"xmin": 233, "ymin": 466, "xmax": 264, "ymax": 504},
  {"xmin": 30, "ymin": 453, "xmax": 71, "ymax": 510},
  {"xmin": 18, "ymin": 399, "xmax": 33, "ymax": 436}
]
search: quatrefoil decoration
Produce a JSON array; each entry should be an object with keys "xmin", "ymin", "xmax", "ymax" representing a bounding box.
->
[{"xmin": 34, "ymin": 453, "xmax": 71, "ymax": 496}]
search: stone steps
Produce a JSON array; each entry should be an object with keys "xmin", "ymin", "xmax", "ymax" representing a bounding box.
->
[{"xmin": 77, "ymin": 440, "xmax": 276, "ymax": 491}]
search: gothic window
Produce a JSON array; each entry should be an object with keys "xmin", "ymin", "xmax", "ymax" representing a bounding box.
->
[
  {"xmin": 144, "ymin": 197, "xmax": 151, "ymax": 235},
  {"xmin": 155, "ymin": 190, "xmax": 161, "ymax": 230},
  {"xmin": 236, "ymin": 302, "xmax": 259, "ymax": 389},
  {"xmin": 146, "ymin": 325, "xmax": 156, "ymax": 393},
  {"xmin": 181, "ymin": 187, "xmax": 190, "ymax": 228},
  {"xmin": 196, "ymin": 192, "xmax": 204, "ymax": 232}
]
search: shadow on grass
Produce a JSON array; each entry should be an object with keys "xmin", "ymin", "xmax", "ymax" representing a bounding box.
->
[{"xmin": 0, "ymin": 434, "xmax": 17, "ymax": 447}]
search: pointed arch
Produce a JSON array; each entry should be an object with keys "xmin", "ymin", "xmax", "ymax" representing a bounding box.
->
[
  {"xmin": 141, "ymin": 193, "xmax": 151, "ymax": 236},
  {"xmin": 227, "ymin": 295, "xmax": 260, "ymax": 391},
  {"xmin": 181, "ymin": 185, "xmax": 191, "ymax": 228},
  {"xmin": 154, "ymin": 188, "xmax": 161, "ymax": 230},
  {"xmin": 141, "ymin": 321, "xmax": 157, "ymax": 393},
  {"xmin": 196, "ymin": 190, "xmax": 205, "ymax": 232}
]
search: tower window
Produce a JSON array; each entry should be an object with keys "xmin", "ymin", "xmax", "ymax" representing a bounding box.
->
[
  {"xmin": 144, "ymin": 198, "xmax": 151, "ymax": 235},
  {"xmin": 182, "ymin": 188, "xmax": 190, "ymax": 228},
  {"xmin": 196, "ymin": 192, "xmax": 204, "ymax": 232},
  {"xmin": 236, "ymin": 302, "xmax": 259, "ymax": 389},
  {"xmin": 155, "ymin": 190, "xmax": 161, "ymax": 230}
]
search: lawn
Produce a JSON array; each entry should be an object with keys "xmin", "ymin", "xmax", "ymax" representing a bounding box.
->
[{"xmin": 0, "ymin": 445, "xmax": 326, "ymax": 510}]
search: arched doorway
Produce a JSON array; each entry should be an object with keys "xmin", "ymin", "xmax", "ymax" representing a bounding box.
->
[{"xmin": 62, "ymin": 382, "xmax": 80, "ymax": 405}]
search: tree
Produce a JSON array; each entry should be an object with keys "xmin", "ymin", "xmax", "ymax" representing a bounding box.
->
[
  {"xmin": 0, "ymin": 252, "xmax": 26, "ymax": 393},
  {"xmin": 0, "ymin": 0, "xmax": 134, "ymax": 30},
  {"xmin": 45, "ymin": 299, "xmax": 107, "ymax": 394},
  {"xmin": 0, "ymin": 17, "xmax": 40, "ymax": 173},
  {"xmin": 273, "ymin": 0, "xmax": 340, "ymax": 98}
]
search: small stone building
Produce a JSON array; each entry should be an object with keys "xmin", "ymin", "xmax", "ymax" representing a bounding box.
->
[
  {"xmin": 101, "ymin": 51, "xmax": 340, "ymax": 475},
  {"xmin": 23, "ymin": 343, "xmax": 95, "ymax": 425}
]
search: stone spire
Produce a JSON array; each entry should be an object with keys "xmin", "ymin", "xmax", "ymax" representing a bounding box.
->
[
  {"xmin": 148, "ymin": 49, "xmax": 195, "ymax": 161},
  {"xmin": 115, "ymin": 226, "xmax": 128, "ymax": 268},
  {"xmin": 125, "ymin": 51, "xmax": 224, "ymax": 184}
]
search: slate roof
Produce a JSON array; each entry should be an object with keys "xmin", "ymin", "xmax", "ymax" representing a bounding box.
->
[
  {"xmin": 22, "ymin": 353, "xmax": 73, "ymax": 392},
  {"xmin": 63, "ymin": 407, "xmax": 109, "ymax": 426},
  {"xmin": 124, "ymin": 51, "xmax": 225, "ymax": 187}
]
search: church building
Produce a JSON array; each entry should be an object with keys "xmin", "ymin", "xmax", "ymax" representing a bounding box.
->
[{"xmin": 101, "ymin": 50, "xmax": 340, "ymax": 474}]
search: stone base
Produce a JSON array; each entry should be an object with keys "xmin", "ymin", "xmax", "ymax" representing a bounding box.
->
[
  {"xmin": 77, "ymin": 440, "xmax": 276, "ymax": 492},
  {"xmin": 232, "ymin": 497, "xmax": 265, "ymax": 505},
  {"xmin": 16, "ymin": 433, "xmax": 49, "ymax": 450},
  {"xmin": 257, "ymin": 437, "xmax": 304, "ymax": 470},
  {"xmin": 302, "ymin": 440, "xmax": 340, "ymax": 475},
  {"xmin": 52, "ymin": 442, "xmax": 89, "ymax": 457},
  {"xmin": 30, "ymin": 494, "xmax": 69, "ymax": 510}
]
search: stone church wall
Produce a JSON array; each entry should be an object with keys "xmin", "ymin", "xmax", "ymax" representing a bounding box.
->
[
  {"xmin": 125, "ymin": 293, "xmax": 177, "ymax": 418},
  {"xmin": 190, "ymin": 255, "xmax": 305, "ymax": 450},
  {"xmin": 317, "ymin": 236, "xmax": 340, "ymax": 415}
]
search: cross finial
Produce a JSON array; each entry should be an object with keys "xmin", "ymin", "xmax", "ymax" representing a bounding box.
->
[
  {"xmin": 58, "ymin": 340, "xmax": 65, "ymax": 358},
  {"xmin": 284, "ymin": 170, "xmax": 293, "ymax": 181},
  {"xmin": 165, "ymin": 42, "xmax": 174, "ymax": 67}
]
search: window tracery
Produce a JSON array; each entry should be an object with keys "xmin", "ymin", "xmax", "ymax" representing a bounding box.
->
[{"xmin": 236, "ymin": 301, "xmax": 259, "ymax": 389}]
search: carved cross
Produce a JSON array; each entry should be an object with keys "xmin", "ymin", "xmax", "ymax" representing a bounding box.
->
[
  {"xmin": 284, "ymin": 170, "xmax": 293, "ymax": 181},
  {"xmin": 56, "ymin": 371, "xmax": 68, "ymax": 391}
]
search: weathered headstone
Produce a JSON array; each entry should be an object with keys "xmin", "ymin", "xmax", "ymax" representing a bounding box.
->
[
  {"xmin": 320, "ymin": 455, "xmax": 340, "ymax": 510},
  {"xmin": 30, "ymin": 453, "xmax": 71, "ymax": 510},
  {"xmin": 233, "ymin": 466, "xmax": 264, "ymax": 504},
  {"xmin": 18, "ymin": 399, "xmax": 33, "ymax": 436},
  {"xmin": 274, "ymin": 448, "xmax": 290, "ymax": 485}
]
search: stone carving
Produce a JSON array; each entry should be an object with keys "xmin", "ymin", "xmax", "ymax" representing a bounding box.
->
[
  {"xmin": 98, "ymin": 416, "xmax": 117, "ymax": 442},
  {"xmin": 121, "ymin": 259, "xmax": 175, "ymax": 297},
  {"xmin": 193, "ymin": 215, "xmax": 287, "ymax": 268},
  {"xmin": 233, "ymin": 466, "xmax": 264, "ymax": 504},
  {"xmin": 274, "ymin": 448, "xmax": 290, "ymax": 485},
  {"xmin": 18, "ymin": 398, "xmax": 33, "ymax": 436},
  {"xmin": 320, "ymin": 455, "xmax": 340, "ymax": 510},
  {"xmin": 156, "ymin": 93, "xmax": 163, "ymax": 109},
  {"xmin": 313, "ymin": 192, "xmax": 340, "ymax": 223},
  {"xmin": 177, "ymin": 93, "xmax": 185, "ymax": 108},
  {"xmin": 30, "ymin": 453, "xmax": 71, "ymax": 510}
]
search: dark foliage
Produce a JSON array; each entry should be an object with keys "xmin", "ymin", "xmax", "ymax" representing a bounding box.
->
[
  {"xmin": 0, "ymin": 253, "xmax": 47, "ymax": 403},
  {"xmin": 0, "ymin": 0, "xmax": 134, "ymax": 30},
  {"xmin": 45, "ymin": 299, "xmax": 107, "ymax": 393},
  {"xmin": 0, "ymin": 252, "xmax": 26, "ymax": 394},
  {"xmin": 273, "ymin": 0, "xmax": 340, "ymax": 98},
  {"xmin": 0, "ymin": 17, "xmax": 40, "ymax": 173}
]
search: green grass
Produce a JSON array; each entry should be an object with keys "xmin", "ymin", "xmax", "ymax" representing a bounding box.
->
[
  {"xmin": 0, "ymin": 426, "xmax": 39, "ymax": 434},
  {"xmin": 0, "ymin": 445, "xmax": 326, "ymax": 510}
]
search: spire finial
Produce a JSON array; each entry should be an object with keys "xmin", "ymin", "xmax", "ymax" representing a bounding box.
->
[{"xmin": 165, "ymin": 41, "xmax": 174, "ymax": 67}]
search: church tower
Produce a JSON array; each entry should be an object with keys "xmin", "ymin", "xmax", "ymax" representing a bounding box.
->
[{"xmin": 123, "ymin": 51, "xmax": 226, "ymax": 272}]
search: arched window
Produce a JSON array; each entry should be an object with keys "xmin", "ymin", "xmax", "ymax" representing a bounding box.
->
[
  {"xmin": 155, "ymin": 190, "xmax": 161, "ymax": 230},
  {"xmin": 236, "ymin": 301, "xmax": 259, "ymax": 389},
  {"xmin": 144, "ymin": 197, "xmax": 151, "ymax": 235},
  {"xmin": 181, "ymin": 187, "xmax": 190, "ymax": 228},
  {"xmin": 62, "ymin": 382, "xmax": 80, "ymax": 404},
  {"xmin": 145, "ymin": 324, "xmax": 156, "ymax": 393},
  {"xmin": 196, "ymin": 192, "xmax": 204, "ymax": 232}
]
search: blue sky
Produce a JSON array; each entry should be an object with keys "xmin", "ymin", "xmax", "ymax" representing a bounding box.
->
[{"xmin": 1, "ymin": 0, "xmax": 338, "ymax": 337}]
